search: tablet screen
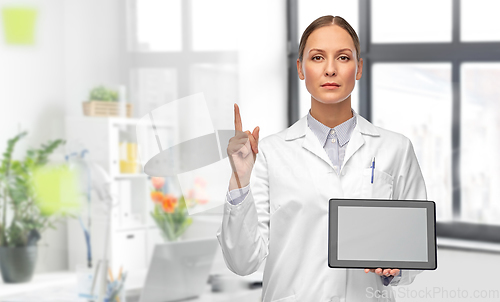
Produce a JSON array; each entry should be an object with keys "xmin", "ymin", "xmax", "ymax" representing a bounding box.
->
[{"xmin": 338, "ymin": 206, "xmax": 428, "ymax": 262}]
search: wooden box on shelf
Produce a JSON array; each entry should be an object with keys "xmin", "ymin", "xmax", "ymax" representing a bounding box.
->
[{"xmin": 82, "ymin": 101, "xmax": 132, "ymax": 118}]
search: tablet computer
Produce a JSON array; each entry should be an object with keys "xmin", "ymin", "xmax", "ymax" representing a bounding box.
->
[{"xmin": 328, "ymin": 199, "xmax": 436, "ymax": 270}]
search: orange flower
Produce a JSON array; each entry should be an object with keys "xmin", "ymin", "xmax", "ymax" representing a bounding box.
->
[
  {"xmin": 161, "ymin": 194, "xmax": 178, "ymax": 213},
  {"xmin": 151, "ymin": 177, "xmax": 165, "ymax": 190},
  {"xmin": 150, "ymin": 191, "xmax": 164, "ymax": 203}
]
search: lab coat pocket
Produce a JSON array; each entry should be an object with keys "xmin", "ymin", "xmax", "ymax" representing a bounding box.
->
[
  {"xmin": 361, "ymin": 168, "xmax": 393, "ymax": 199},
  {"xmin": 272, "ymin": 294, "xmax": 296, "ymax": 302}
]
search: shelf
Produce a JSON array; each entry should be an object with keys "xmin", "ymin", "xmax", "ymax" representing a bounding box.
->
[
  {"xmin": 67, "ymin": 115, "xmax": 140, "ymax": 124},
  {"xmin": 113, "ymin": 173, "xmax": 148, "ymax": 179},
  {"xmin": 65, "ymin": 115, "xmax": 153, "ymax": 275},
  {"xmin": 115, "ymin": 225, "xmax": 150, "ymax": 232}
]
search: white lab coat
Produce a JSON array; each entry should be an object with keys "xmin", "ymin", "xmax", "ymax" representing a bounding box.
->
[{"xmin": 217, "ymin": 113, "xmax": 427, "ymax": 302}]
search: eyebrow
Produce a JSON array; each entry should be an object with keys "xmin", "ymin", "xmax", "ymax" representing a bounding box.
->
[{"xmin": 308, "ymin": 48, "xmax": 353, "ymax": 54}]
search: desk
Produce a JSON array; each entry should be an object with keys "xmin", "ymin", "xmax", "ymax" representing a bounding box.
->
[
  {"xmin": 0, "ymin": 270, "xmax": 262, "ymax": 302},
  {"xmin": 127, "ymin": 285, "xmax": 262, "ymax": 302}
]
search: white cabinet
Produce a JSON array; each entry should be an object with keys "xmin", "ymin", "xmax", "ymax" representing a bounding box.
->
[
  {"xmin": 65, "ymin": 116, "xmax": 165, "ymax": 274},
  {"xmin": 112, "ymin": 229, "xmax": 147, "ymax": 272}
]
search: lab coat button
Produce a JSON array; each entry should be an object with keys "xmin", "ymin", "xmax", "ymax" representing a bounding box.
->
[{"xmin": 329, "ymin": 297, "xmax": 340, "ymax": 302}]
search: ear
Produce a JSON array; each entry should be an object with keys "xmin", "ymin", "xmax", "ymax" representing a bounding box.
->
[
  {"xmin": 356, "ymin": 58, "xmax": 363, "ymax": 81},
  {"xmin": 296, "ymin": 59, "xmax": 305, "ymax": 80}
]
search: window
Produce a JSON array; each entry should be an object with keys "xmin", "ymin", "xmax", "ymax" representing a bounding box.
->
[
  {"xmin": 130, "ymin": 68, "xmax": 178, "ymax": 117},
  {"xmin": 133, "ymin": 0, "xmax": 182, "ymax": 52},
  {"xmin": 366, "ymin": 0, "xmax": 500, "ymax": 240},
  {"xmin": 124, "ymin": 0, "xmax": 287, "ymax": 132},
  {"xmin": 371, "ymin": 0, "xmax": 452, "ymax": 43},
  {"xmin": 372, "ymin": 63, "xmax": 453, "ymax": 222},
  {"xmin": 191, "ymin": 0, "xmax": 239, "ymax": 51},
  {"xmin": 288, "ymin": 0, "xmax": 500, "ymax": 243},
  {"xmin": 460, "ymin": 0, "xmax": 500, "ymax": 42},
  {"xmin": 123, "ymin": 0, "xmax": 288, "ymax": 216},
  {"xmin": 126, "ymin": 0, "xmax": 239, "ymax": 119},
  {"xmin": 460, "ymin": 63, "xmax": 500, "ymax": 225}
]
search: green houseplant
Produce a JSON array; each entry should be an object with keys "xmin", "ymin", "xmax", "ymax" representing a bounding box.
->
[
  {"xmin": 88, "ymin": 85, "xmax": 119, "ymax": 102},
  {"xmin": 83, "ymin": 85, "xmax": 132, "ymax": 117},
  {"xmin": 0, "ymin": 131, "xmax": 66, "ymax": 283}
]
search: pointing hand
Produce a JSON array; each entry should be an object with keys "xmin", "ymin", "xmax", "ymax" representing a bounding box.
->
[{"xmin": 227, "ymin": 103, "xmax": 260, "ymax": 190}]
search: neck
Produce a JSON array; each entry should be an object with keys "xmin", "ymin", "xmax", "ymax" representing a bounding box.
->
[{"xmin": 309, "ymin": 96, "xmax": 353, "ymax": 128}]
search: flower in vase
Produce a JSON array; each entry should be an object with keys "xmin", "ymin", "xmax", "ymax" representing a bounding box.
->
[
  {"xmin": 161, "ymin": 194, "xmax": 177, "ymax": 213},
  {"xmin": 151, "ymin": 177, "xmax": 165, "ymax": 190},
  {"xmin": 149, "ymin": 177, "xmax": 192, "ymax": 241},
  {"xmin": 150, "ymin": 191, "xmax": 163, "ymax": 203}
]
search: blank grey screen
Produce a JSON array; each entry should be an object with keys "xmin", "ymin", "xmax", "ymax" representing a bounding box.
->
[{"xmin": 337, "ymin": 207, "xmax": 428, "ymax": 262}]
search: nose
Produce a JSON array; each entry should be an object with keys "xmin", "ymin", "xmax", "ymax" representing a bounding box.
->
[{"xmin": 325, "ymin": 61, "xmax": 336, "ymax": 77}]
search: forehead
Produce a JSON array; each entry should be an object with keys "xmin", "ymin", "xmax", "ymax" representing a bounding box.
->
[{"xmin": 305, "ymin": 25, "xmax": 355, "ymax": 53}]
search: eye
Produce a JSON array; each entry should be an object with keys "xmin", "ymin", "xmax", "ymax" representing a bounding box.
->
[
  {"xmin": 312, "ymin": 55, "xmax": 323, "ymax": 61},
  {"xmin": 339, "ymin": 56, "xmax": 350, "ymax": 61}
]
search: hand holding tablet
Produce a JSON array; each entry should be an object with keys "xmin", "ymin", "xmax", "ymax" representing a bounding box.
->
[{"xmin": 364, "ymin": 268, "xmax": 400, "ymax": 277}]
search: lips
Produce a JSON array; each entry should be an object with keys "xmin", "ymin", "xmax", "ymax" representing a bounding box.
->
[
  {"xmin": 321, "ymin": 82, "xmax": 340, "ymax": 87},
  {"xmin": 321, "ymin": 82, "xmax": 340, "ymax": 90}
]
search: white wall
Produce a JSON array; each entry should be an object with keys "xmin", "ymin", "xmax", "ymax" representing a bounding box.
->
[
  {"xmin": 0, "ymin": 0, "xmax": 120, "ymax": 273},
  {"xmin": 0, "ymin": 0, "xmax": 65, "ymax": 155},
  {"xmin": 0, "ymin": 0, "xmax": 67, "ymax": 273},
  {"xmin": 61, "ymin": 0, "xmax": 121, "ymax": 272},
  {"xmin": 63, "ymin": 0, "xmax": 120, "ymax": 118}
]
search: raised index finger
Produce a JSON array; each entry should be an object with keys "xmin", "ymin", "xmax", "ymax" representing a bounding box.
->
[{"xmin": 234, "ymin": 103, "xmax": 242, "ymax": 132}]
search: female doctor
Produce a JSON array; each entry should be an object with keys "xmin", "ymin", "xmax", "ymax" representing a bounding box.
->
[{"xmin": 217, "ymin": 15, "xmax": 427, "ymax": 302}]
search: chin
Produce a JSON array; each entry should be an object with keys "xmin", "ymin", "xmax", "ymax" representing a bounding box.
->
[{"xmin": 312, "ymin": 94, "xmax": 350, "ymax": 105}]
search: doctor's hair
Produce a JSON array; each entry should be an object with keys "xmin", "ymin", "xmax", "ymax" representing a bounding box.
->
[{"xmin": 298, "ymin": 15, "xmax": 360, "ymax": 63}]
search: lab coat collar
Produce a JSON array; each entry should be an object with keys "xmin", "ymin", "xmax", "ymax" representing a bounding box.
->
[
  {"xmin": 355, "ymin": 113, "xmax": 381, "ymax": 137},
  {"xmin": 285, "ymin": 111, "xmax": 380, "ymax": 141},
  {"xmin": 285, "ymin": 111, "xmax": 380, "ymax": 170}
]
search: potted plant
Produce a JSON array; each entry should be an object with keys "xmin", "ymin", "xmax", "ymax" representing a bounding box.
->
[
  {"xmin": 82, "ymin": 85, "xmax": 132, "ymax": 117},
  {"xmin": 0, "ymin": 132, "xmax": 66, "ymax": 283}
]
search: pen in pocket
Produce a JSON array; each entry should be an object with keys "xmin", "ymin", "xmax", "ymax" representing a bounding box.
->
[{"xmin": 370, "ymin": 157, "xmax": 375, "ymax": 184}]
